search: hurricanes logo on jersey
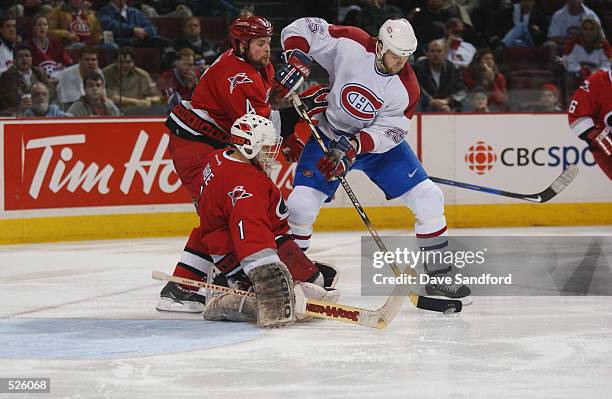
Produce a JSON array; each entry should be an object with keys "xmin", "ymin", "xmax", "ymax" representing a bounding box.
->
[
  {"xmin": 580, "ymin": 80, "xmax": 590, "ymax": 93},
  {"xmin": 340, "ymin": 83, "xmax": 383, "ymax": 121},
  {"xmin": 228, "ymin": 72, "xmax": 253, "ymax": 94},
  {"xmin": 228, "ymin": 185, "xmax": 253, "ymax": 206}
]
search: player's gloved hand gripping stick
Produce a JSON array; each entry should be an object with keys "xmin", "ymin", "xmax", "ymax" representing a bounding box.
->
[{"xmin": 291, "ymin": 94, "xmax": 463, "ymax": 316}]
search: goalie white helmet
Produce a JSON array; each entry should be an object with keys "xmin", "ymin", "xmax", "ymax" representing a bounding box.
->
[
  {"xmin": 378, "ymin": 18, "xmax": 417, "ymax": 58},
  {"xmin": 230, "ymin": 114, "xmax": 282, "ymax": 174}
]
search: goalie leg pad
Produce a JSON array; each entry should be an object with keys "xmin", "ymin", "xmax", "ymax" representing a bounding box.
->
[
  {"xmin": 202, "ymin": 292, "xmax": 257, "ymax": 323},
  {"xmin": 247, "ymin": 262, "xmax": 296, "ymax": 328}
]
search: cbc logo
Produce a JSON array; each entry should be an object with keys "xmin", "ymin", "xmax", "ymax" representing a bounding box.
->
[{"xmin": 465, "ymin": 141, "xmax": 497, "ymax": 175}]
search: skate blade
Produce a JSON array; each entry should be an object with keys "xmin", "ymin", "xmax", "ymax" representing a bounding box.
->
[
  {"xmin": 422, "ymin": 295, "xmax": 474, "ymax": 307},
  {"xmin": 156, "ymin": 298, "xmax": 205, "ymax": 313}
]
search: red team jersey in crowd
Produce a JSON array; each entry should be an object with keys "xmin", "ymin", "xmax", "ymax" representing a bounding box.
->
[
  {"xmin": 29, "ymin": 38, "xmax": 73, "ymax": 78},
  {"xmin": 568, "ymin": 70, "xmax": 612, "ymax": 137},
  {"xmin": 198, "ymin": 149, "xmax": 290, "ymax": 263}
]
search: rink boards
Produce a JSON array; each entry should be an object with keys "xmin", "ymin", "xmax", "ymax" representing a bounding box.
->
[{"xmin": 1, "ymin": 115, "xmax": 611, "ymax": 244}]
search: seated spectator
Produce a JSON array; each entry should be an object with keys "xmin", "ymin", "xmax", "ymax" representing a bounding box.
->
[
  {"xmin": 415, "ymin": 39, "xmax": 466, "ymax": 112},
  {"xmin": 547, "ymin": 0, "xmax": 601, "ymax": 47},
  {"xmin": 463, "ymin": 48, "xmax": 509, "ymax": 111},
  {"xmin": 0, "ymin": 15, "xmax": 16, "ymax": 74},
  {"xmin": 19, "ymin": 81, "xmax": 72, "ymax": 117},
  {"xmin": 137, "ymin": 0, "xmax": 193, "ymax": 18},
  {"xmin": 192, "ymin": 0, "xmax": 239, "ymax": 17},
  {"xmin": 28, "ymin": 14, "xmax": 74, "ymax": 81},
  {"xmin": 67, "ymin": 72, "xmax": 120, "ymax": 116},
  {"xmin": 56, "ymin": 46, "xmax": 104, "ymax": 109},
  {"xmin": 0, "ymin": 44, "xmax": 49, "ymax": 115},
  {"xmin": 102, "ymin": 46, "xmax": 163, "ymax": 115},
  {"xmin": 469, "ymin": 90, "xmax": 490, "ymax": 112},
  {"xmin": 530, "ymin": 83, "xmax": 563, "ymax": 112},
  {"xmin": 173, "ymin": 16, "xmax": 219, "ymax": 66},
  {"xmin": 97, "ymin": 0, "xmax": 171, "ymax": 48},
  {"xmin": 445, "ymin": 18, "xmax": 476, "ymax": 69},
  {"xmin": 563, "ymin": 18, "xmax": 611, "ymax": 78},
  {"xmin": 47, "ymin": 0, "xmax": 117, "ymax": 52},
  {"xmin": 412, "ymin": 0, "xmax": 459, "ymax": 51},
  {"xmin": 157, "ymin": 48, "xmax": 197, "ymax": 111},
  {"xmin": 355, "ymin": 0, "xmax": 404, "ymax": 37}
]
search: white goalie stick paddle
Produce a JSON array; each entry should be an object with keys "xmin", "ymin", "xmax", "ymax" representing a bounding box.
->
[
  {"xmin": 153, "ymin": 271, "xmax": 420, "ymax": 328},
  {"xmin": 430, "ymin": 165, "xmax": 579, "ymax": 203},
  {"xmin": 291, "ymin": 95, "xmax": 462, "ymax": 316}
]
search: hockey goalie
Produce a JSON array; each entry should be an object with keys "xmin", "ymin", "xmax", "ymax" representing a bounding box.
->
[{"xmin": 160, "ymin": 114, "xmax": 339, "ymax": 327}]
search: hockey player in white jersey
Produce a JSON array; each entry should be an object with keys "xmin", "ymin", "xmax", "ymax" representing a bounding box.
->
[{"xmin": 274, "ymin": 17, "xmax": 470, "ymax": 299}]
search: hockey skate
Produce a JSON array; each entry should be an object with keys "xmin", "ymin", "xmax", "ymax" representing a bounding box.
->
[
  {"xmin": 156, "ymin": 282, "xmax": 207, "ymax": 313},
  {"xmin": 424, "ymin": 267, "xmax": 473, "ymax": 305}
]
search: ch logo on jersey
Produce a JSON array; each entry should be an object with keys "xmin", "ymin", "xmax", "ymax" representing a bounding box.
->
[
  {"xmin": 340, "ymin": 83, "xmax": 383, "ymax": 121},
  {"xmin": 228, "ymin": 72, "xmax": 253, "ymax": 94},
  {"xmin": 228, "ymin": 185, "xmax": 253, "ymax": 206},
  {"xmin": 276, "ymin": 197, "xmax": 289, "ymax": 219}
]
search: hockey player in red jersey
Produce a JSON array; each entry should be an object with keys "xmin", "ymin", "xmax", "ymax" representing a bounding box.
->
[
  {"xmin": 157, "ymin": 16, "xmax": 329, "ymax": 313},
  {"xmin": 172, "ymin": 114, "xmax": 338, "ymax": 326},
  {"xmin": 568, "ymin": 70, "xmax": 612, "ymax": 180}
]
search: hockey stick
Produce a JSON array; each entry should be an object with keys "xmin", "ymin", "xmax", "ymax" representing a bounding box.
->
[
  {"xmin": 291, "ymin": 95, "xmax": 462, "ymax": 315},
  {"xmin": 430, "ymin": 165, "xmax": 578, "ymax": 203},
  {"xmin": 152, "ymin": 270, "xmax": 434, "ymax": 328}
]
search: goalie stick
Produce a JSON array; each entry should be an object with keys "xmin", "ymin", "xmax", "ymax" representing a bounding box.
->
[
  {"xmin": 291, "ymin": 95, "xmax": 463, "ymax": 316},
  {"xmin": 430, "ymin": 165, "xmax": 578, "ymax": 203},
  {"xmin": 152, "ymin": 271, "xmax": 452, "ymax": 328}
]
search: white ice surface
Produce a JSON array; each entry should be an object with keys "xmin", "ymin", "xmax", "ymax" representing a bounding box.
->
[{"xmin": 1, "ymin": 226, "xmax": 611, "ymax": 399}]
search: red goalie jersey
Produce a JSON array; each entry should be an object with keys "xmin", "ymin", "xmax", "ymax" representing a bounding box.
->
[
  {"xmin": 198, "ymin": 149, "xmax": 290, "ymax": 269},
  {"xmin": 568, "ymin": 70, "xmax": 612, "ymax": 180}
]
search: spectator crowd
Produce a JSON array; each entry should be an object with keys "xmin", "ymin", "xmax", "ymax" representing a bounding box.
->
[{"xmin": 0, "ymin": 0, "xmax": 609, "ymax": 117}]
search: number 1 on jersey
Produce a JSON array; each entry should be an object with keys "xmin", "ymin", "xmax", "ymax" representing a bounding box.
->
[{"xmin": 238, "ymin": 219, "xmax": 245, "ymax": 240}]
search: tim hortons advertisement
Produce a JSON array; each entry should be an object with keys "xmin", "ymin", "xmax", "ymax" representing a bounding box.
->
[
  {"xmin": 420, "ymin": 114, "xmax": 612, "ymax": 205},
  {"xmin": 1, "ymin": 119, "xmax": 296, "ymax": 212}
]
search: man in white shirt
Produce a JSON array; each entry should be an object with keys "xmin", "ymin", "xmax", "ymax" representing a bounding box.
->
[
  {"xmin": 56, "ymin": 46, "xmax": 104, "ymax": 109},
  {"xmin": 547, "ymin": 0, "xmax": 601, "ymax": 45},
  {"xmin": 445, "ymin": 18, "xmax": 476, "ymax": 69},
  {"xmin": 0, "ymin": 16, "xmax": 16, "ymax": 74}
]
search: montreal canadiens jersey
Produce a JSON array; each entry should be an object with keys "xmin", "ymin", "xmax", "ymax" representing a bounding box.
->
[
  {"xmin": 281, "ymin": 17, "xmax": 420, "ymax": 154},
  {"xmin": 188, "ymin": 49, "xmax": 275, "ymax": 133},
  {"xmin": 197, "ymin": 149, "xmax": 290, "ymax": 262},
  {"xmin": 568, "ymin": 70, "xmax": 612, "ymax": 136}
]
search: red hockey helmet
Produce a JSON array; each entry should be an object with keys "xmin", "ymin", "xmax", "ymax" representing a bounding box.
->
[{"xmin": 229, "ymin": 16, "xmax": 273, "ymax": 51}]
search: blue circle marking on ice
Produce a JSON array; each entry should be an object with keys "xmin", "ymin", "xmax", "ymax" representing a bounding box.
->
[{"xmin": 0, "ymin": 319, "xmax": 260, "ymax": 359}]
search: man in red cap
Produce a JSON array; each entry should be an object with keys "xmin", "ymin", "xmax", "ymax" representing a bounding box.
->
[{"xmin": 158, "ymin": 16, "xmax": 331, "ymax": 313}]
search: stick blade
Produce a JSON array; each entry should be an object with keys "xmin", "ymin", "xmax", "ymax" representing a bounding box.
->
[
  {"xmin": 550, "ymin": 165, "xmax": 579, "ymax": 194},
  {"xmin": 537, "ymin": 165, "xmax": 579, "ymax": 203}
]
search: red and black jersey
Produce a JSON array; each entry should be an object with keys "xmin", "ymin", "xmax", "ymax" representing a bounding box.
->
[
  {"xmin": 198, "ymin": 149, "xmax": 289, "ymax": 263},
  {"xmin": 166, "ymin": 49, "xmax": 275, "ymax": 146},
  {"xmin": 568, "ymin": 70, "xmax": 612, "ymax": 137}
]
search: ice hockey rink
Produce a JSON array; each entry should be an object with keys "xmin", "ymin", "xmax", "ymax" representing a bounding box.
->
[{"xmin": 1, "ymin": 226, "xmax": 611, "ymax": 399}]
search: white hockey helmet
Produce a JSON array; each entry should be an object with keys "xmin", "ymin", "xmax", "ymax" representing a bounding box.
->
[
  {"xmin": 378, "ymin": 18, "xmax": 417, "ymax": 57},
  {"xmin": 230, "ymin": 114, "xmax": 282, "ymax": 173}
]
